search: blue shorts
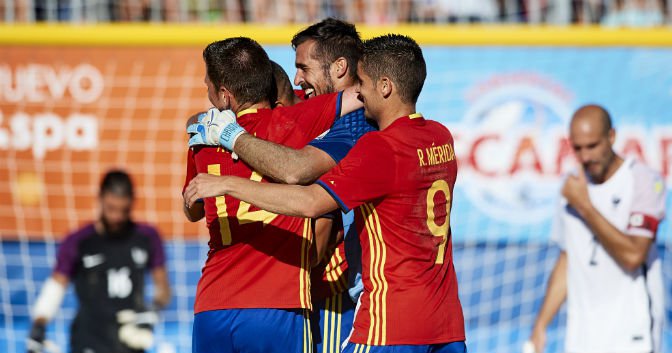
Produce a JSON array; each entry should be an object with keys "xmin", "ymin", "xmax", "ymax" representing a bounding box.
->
[
  {"xmin": 342, "ymin": 341, "xmax": 467, "ymax": 353},
  {"xmin": 311, "ymin": 292, "xmax": 355, "ymax": 353},
  {"xmin": 193, "ymin": 308, "xmax": 312, "ymax": 353}
]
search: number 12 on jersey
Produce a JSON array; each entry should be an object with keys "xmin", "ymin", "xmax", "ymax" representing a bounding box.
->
[{"xmin": 207, "ymin": 164, "xmax": 278, "ymax": 246}]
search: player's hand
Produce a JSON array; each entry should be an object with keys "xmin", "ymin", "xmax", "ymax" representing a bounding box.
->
[
  {"xmin": 27, "ymin": 322, "xmax": 46, "ymax": 353},
  {"xmin": 528, "ymin": 326, "xmax": 546, "ymax": 353},
  {"xmin": 117, "ymin": 309, "xmax": 157, "ymax": 350},
  {"xmin": 562, "ymin": 164, "xmax": 592, "ymax": 216},
  {"xmin": 183, "ymin": 173, "xmax": 228, "ymax": 208},
  {"xmin": 187, "ymin": 108, "xmax": 245, "ymax": 150}
]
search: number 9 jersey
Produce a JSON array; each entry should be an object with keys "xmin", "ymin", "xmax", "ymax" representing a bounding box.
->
[{"xmin": 317, "ymin": 114, "xmax": 465, "ymax": 346}]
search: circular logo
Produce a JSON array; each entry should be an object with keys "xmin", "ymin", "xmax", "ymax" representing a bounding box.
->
[
  {"xmin": 629, "ymin": 213, "xmax": 644, "ymax": 227},
  {"xmin": 456, "ymin": 73, "xmax": 574, "ymax": 224}
]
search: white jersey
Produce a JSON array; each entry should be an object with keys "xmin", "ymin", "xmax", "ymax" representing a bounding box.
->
[{"xmin": 551, "ymin": 157, "xmax": 666, "ymax": 353}]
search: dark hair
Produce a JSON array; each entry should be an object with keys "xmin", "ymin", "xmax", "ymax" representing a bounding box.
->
[
  {"xmin": 291, "ymin": 18, "xmax": 362, "ymax": 81},
  {"xmin": 270, "ymin": 60, "xmax": 294, "ymax": 106},
  {"xmin": 203, "ymin": 37, "xmax": 273, "ymax": 105},
  {"xmin": 100, "ymin": 170, "xmax": 134, "ymax": 198},
  {"xmin": 361, "ymin": 34, "xmax": 426, "ymax": 104}
]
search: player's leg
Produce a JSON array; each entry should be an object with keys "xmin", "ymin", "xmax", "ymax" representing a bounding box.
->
[
  {"xmin": 311, "ymin": 292, "xmax": 355, "ymax": 353},
  {"xmin": 70, "ymin": 314, "xmax": 135, "ymax": 353},
  {"xmin": 231, "ymin": 308, "xmax": 312, "ymax": 353},
  {"xmin": 192, "ymin": 310, "xmax": 235, "ymax": 353}
]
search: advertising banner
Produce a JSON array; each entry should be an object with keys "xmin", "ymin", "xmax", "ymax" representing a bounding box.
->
[{"xmin": 2, "ymin": 45, "xmax": 670, "ymax": 242}]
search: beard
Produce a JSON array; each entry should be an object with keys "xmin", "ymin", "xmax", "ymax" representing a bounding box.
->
[
  {"xmin": 100, "ymin": 217, "xmax": 132, "ymax": 237},
  {"xmin": 302, "ymin": 68, "xmax": 335, "ymax": 99},
  {"xmin": 584, "ymin": 152, "xmax": 615, "ymax": 183}
]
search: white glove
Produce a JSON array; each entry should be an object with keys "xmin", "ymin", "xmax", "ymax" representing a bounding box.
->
[
  {"xmin": 522, "ymin": 341, "xmax": 536, "ymax": 353},
  {"xmin": 187, "ymin": 108, "xmax": 244, "ymax": 150},
  {"xmin": 117, "ymin": 309, "xmax": 158, "ymax": 350},
  {"xmin": 119, "ymin": 324, "xmax": 154, "ymax": 350}
]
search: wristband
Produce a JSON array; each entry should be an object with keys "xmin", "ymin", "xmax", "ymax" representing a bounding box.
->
[{"xmin": 219, "ymin": 123, "xmax": 246, "ymax": 151}]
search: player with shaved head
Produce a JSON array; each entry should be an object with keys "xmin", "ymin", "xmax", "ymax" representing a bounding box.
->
[{"xmin": 528, "ymin": 104, "xmax": 666, "ymax": 353}]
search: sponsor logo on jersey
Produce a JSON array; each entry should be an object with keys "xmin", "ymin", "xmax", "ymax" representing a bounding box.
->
[
  {"xmin": 313, "ymin": 129, "xmax": 330, "ymax": 140},
  {"xmin": 612, "ymin": 196, "xmax": 621, "ymax": 207},
  {"xmin": 629, "ymin": 213, "xmax": 645, "ymax": 227},
  {"xmin": 131, "ymin": 247, "xmax": 148, "ymax": 267},
  {"xmin": 82, "ymin": 254, "xmax": 105, "ymax": 268}
]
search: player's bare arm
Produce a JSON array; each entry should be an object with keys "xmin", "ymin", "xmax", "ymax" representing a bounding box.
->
[
  {"xmin": 183, "ymin": 111, "xmax": 208, "ymax": 221},
  {"xmin": 312, "ymin": 217, "xmax": 336, "ymax": 266},
  {"xmin": 339, "ymin": 85, "xmax": 364, "ymax": 116},
  {"xmin": 530, "ymin": 251, "xmax": 567, "ymax": 353},
  {"xmin": 151, "ymin": 267, "xmax": 171, "ymax": 309},
  {"xmin": 562, "ymin": 166, "xmax": 653, "ymax": 272},
  {"xmin": 183, "ymin": 173, "xmax": 337, "ymax": 219},
  {"xmin": 235, "ymin": 139, "xmax": 335, "ymax": 184},
  {"xmin": 183, "ymin": 201, "xmax": 205, "ymax": 222},
  {"xmin": 232, "ymin": 86, "xmax": 361, "ymax": 184}
]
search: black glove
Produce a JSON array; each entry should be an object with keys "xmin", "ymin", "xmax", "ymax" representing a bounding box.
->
[{"xmin": 27, "ymin": 322, "xmax": 46, "ymax": 353}]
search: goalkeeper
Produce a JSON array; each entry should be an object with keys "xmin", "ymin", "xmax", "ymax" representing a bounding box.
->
[{"xmin": 27, "ymin": 170, "xmax": 171, "ymax": 353}]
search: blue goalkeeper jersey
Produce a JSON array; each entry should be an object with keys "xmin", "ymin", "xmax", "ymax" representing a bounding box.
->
[
  {"xmin": 309, "ymin": 108, "xmax": 376, "ymax": 302},
  {"xmin": 309, "ymin": 108, "xmax": 377, "ymax": 163}
]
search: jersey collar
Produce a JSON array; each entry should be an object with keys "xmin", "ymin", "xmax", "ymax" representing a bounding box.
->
[
  {"xmin": 382, "ymin": 112, "xmax": 425, "ymax": 131},
  {"xmin": 237, "ymin": 108, "xmax": 258, "ymax": 118}
]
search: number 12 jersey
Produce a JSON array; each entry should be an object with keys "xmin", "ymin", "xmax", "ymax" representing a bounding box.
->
[{"xmin": 183, "ymin": 93, "xmax": 342, "ymax": 313}]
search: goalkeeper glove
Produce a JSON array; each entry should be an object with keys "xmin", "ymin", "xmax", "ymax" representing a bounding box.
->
[
  {"xmin": 117, "ymin": 309, "xmax": 158, "ymax": 350},
  {"xmin": 27, "ymin": 322, "xmax": 46, "ymax": 353},
  {"xmin": 187, "ymin": 108, "xmax": 245, "ymax": 151}
]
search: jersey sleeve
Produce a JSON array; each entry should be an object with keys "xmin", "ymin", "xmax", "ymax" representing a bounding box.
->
[
  {"xmin": 308, "ymin": 108, "xmax": 377, "ymax": 163},
  {"xmin": 182, "ymin": 148, "xmax": 197, "ymax": 195},
  {"xmin": 54, "ymin": 229, "xmax": 86, "ymax": 278},
  {"xmin": 627, "ymin": 163, "xmax": 666, "ymax": 238},
  {"xmin": 550, "ymin": 197, "xmax": 567, "ymax": 250},
  {"xmin": 316, "ymin": 133, "xmax": 396, "ymax": 212},
  {"xmin": 272, "ymin": 92, "xmax": 342, "ymax": 146}
]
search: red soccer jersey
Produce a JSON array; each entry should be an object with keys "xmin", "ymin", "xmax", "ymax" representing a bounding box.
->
[
  {"xmin": 317, "ymin": 114, "xmax": 465, "ymax": 346},
  {"xmin": 296, "ymin": 86, "xmax": 349, "ymax": 301},
  {"xmin": 294, "ymin": 89, "xmax": 307, "ymax": 101},
  {"xmin": 183, "ymin": 93, "xmax": 341, "ymax": 313},
  {"xmin": 310, "ymin": 240, "xmax": 349, "ymax": 300}
]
